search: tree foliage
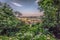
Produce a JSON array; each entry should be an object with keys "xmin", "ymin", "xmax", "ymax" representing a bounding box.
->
[
  {"xmin": 0, "ymin": 2, "xmax": 56, "ymax": 40},
  {"xmin": 0, "ymin": 2, "xmax": 21, "ymax": 36},
  {"xmin": 38, "ymin": 0, "xmax": 60, "ymax": 27}
]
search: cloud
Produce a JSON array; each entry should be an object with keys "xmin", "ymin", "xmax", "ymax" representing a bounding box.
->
[
  {"xmin": 35, "ymin": 0, "xmax": 39, "ymax": 3},
  {"xmin": 11, "ymin": 2, "xmax": 23, "ymax": 7}
]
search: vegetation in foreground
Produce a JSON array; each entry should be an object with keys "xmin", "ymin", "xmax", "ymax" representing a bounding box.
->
[{"xmin": 0, "ymin": 0, "xmax": 60, "ymax": 40}]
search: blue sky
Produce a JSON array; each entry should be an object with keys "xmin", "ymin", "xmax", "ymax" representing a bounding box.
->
[{"xmin": 0, "ymin": 0, "xmax": 43, "ymax": 16}]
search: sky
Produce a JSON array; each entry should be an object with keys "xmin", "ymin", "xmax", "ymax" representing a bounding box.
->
[{"xmin": 0, "ymin": 0, "xmax": 43, "ymax": 16}]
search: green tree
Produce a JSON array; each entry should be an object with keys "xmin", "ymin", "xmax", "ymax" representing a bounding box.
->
[
  {"xmin": 38, "ymin": 0, "xmax": 60, "ymax": 28},
  {"xmin": 0, "ymin": 2, "xmax": 21, "ymax": 36}
]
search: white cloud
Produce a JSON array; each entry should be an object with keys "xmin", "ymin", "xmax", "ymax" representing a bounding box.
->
[
  {"xmin": 35, "ymin": 0, "xmax": 40, "ymax": 3},
  {"xmin": 11, "ymin": 2, "xmax": 23, "ymax": 7}
]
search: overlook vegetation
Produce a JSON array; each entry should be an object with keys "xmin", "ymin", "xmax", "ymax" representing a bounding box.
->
[{"xmin": 0, "ymin": 0, "xmax": 60, "ymax": 40}]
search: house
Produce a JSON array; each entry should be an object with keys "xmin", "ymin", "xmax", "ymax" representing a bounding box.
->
[{"xmin": 18, "ymin": 16, "xmax": 41, "ymax": 24}]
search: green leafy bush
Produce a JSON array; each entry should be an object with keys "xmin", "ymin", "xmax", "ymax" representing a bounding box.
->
[
  {"xmin": 38, "ymin": 0, "xmax": 60, "ymax": 28},
  {"xmin": 0, "ymin": 2, "xmax": 21, "ymax": 36},
  {"xmin": 15, "ymin": 23, "xmax": 56, "ymax": 40}
]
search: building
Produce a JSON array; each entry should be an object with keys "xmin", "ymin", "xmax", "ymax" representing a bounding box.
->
[{"xmin": 18, "ymin": 16, "xmax": 41, "ymax": 24}]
